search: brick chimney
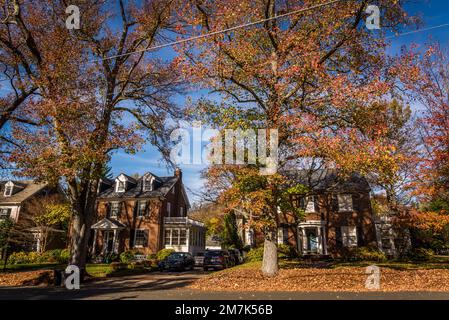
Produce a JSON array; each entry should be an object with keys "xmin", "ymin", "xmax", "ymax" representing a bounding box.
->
[{"xmin": 174, "ymin": 167, "xmax": 182, "ymax": 180}]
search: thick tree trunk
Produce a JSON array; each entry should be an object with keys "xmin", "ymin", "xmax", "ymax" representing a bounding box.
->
[
  {"xmin": 68, "ymin": 178, "xmax": 99, "ymax": 277},
  {"xmin": 70, "ymin": 213, "xmax": 92, "ymax": 269},
  {"xmin": 261, "ymin": 232, "xmax": 278, "ymax": 277}
]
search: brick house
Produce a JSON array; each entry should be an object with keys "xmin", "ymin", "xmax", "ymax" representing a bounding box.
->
[
  {"xmin": 90, "ymin": 168, "xmax": 206, "ymax": 258},
  {"xmin": 0, "ymin": 180, "xmax": 66, "ymax": 253},
  {"xmin": 236, "ymin": 170, "xmax": 378, "ymax": 257}
]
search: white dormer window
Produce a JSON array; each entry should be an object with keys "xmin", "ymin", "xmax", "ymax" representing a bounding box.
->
[
  {"xmin": 338, "ymin": 194, "xmax": 353, "ymax": 212},
  {"xmin": 143, "ymin": 176, "xmax": 154, "ymax": 192},
  {"xmin": 117, "ymin": 181, "xmax": 126, "ymax": 192},
  {"xmin": 180, "ymin": 207, "xmax": 184, "ymax": 217},
  {"xmin": 305, "ymin": 196, "xmax": 316, "ymax": 213},
  {"xmin": 4, "ymin": 181, "xmax": 14, "ymax": 197}
]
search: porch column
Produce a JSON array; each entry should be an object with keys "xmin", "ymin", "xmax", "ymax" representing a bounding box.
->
[
  {"xmin": 317, "ymin": 226, "xmax": 323, "ymax": 254},
  {"xmin": 112, "ymin": 229, "xmax": 119, "ymax": 254},
  {"xmin": 302, "ymin": 227, "xmax": 307, "ymax": 253},
  {"xmin": 91, "ymin": 229, "xmax": 98, "ymax": 256}
]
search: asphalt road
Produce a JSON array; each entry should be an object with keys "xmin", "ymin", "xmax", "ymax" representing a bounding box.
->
[{"xmin": 1, "ymin": 271, "xmax": 449, "ymax": 300}]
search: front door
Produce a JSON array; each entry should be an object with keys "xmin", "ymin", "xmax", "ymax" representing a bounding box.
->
[
  {"xmin": 104, "ymin": 231, "xmax": 114, "ymax": 254},
  {"xmin": 306, "ymin": 228, "xmax": 318, "ymax": 253}
]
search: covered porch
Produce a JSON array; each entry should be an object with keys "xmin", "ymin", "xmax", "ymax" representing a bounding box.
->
[
  {"xmin": 91, "ymin": 218, "xmax": 126, "ymax": 256},
  {"xmin": 298, "ymin": 220, "xmax": 328, "ymax": 256},
  {"xmin": 163, "ymin": 217, "xmax": 206, "ymax": 255}
]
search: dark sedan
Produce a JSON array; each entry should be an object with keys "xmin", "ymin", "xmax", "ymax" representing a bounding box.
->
[
  {"xmin": 158, "ymin": 252, "xmax": 195, "ymax": 271},
  {"xmin": 203, "ymin": 250, "xmax": 231, "ymax": 271}
]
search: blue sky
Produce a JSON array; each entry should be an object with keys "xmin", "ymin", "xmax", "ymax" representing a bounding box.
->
[{"xmin": 109, "ymin": 0, "xmax": 449, "ymax": 203}]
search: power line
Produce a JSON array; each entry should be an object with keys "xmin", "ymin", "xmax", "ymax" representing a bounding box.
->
[
  {"xmin": 93, "ymin": 0, "xmax": 344, "ymax": 63},
  {"xmin": 386, "ymin": 22, "xmax": 449, "ymax": 39}
]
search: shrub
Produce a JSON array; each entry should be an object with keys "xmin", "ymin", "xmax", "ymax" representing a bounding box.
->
[
  {"xmin": 408, "ymin": 248, "xmax": 434, "ymax": 261},
  {"xmin": 277, "ymin": 244, "xmax": 297, "ymax": 259},
  {"xmin": 8, "ymin": 252, "xmax": 31, "ymax": 264},
  {"xmin": 246, "ymin": 247, "xmax": 264, "ymax": 262},
  {"xmin": 120, "ymin": 250, "xmax": 136, "ymax": 263},
  {"xmin": 7, "ymin": 249, "xmax": 71, "ymax": 265},
  {"xmin": 59, "ymin": 249, "xmax": 70, "ymax": 264},
  {"xmin": 353, "ymin": 247, "xmax": 387, "ymax": 262},
  {"xmin": 156, "ymin": 248, "xmax": 175, "ymax": 261},
  {"xmin": 147, "ymin": 253, "xmax": 157, "ymax": 260},
  {"xmin": 110, "ymin": 262, "xmax": 128, "ymax": 271},
  {"xmin": 129, "ymin": 261, "xmax": 145, "ymax": 270}
]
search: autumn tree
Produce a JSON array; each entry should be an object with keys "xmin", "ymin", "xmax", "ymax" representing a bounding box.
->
[
  {"xmin": 3, "ymin": 0, "xmax": 184, "ymax": 272},
  {"xmin": 21, "ymin": 194, "xmax": 71, "ymax": 253},
  {"xmin": 401, "ymin": 44, "xmax": 449, "ymax": 210},
  {"xmin": 178, "ymin": 0, "xmax": 413, "ymax": 276}
]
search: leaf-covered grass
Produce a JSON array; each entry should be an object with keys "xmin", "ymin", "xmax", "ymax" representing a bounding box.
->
[{"xmin": 222, "ymin": 255, "xmax": 449, "ymax": 273}]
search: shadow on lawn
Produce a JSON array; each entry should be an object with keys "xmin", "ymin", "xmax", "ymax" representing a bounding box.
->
[{"xmin": 0, "ymin": 271, "xmax": 205, "ymax": 300}]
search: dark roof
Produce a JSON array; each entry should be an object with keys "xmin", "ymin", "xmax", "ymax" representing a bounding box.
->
[
  {"xmin": 283, "ymin": 169, "xmax": 371, "ymax": 193},
  {"xmin": 0, "ymin": 180, "xmax": 48, "ymax": 204},
  {"xmin": 97, "ymin": 172, "xmax": 179, "ymax": 200}
]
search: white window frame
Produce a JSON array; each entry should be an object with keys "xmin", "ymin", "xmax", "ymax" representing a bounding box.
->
[
  {"xmin": 338, "ymin": 194, "xmax": 353, "ymax": 212},
  {"xmin": 116, "ymin": 181, "xmax": 126, "ymax": 193},
  {"xmin": 305, "ymin": 196, "xmax": 316, "ymax": 213},
  {"xmin": 167, "ymin": 202, "xmax": 171, "ymax": 217},
  {"xmin": 0, "ymin": 207, "xmax": 12, "ymax": 220},
  {"xmin": 164, "ymin": 228, "xmax": 187, "ymax": 246},
  {"xmin": 277, "ymin": 228, "xmax": 284, "ymax": 245},
  {"xmin": 134, "ymin": 229, "xmax": 148, "ymax": 247},
  {"xmin": 142, "ymin": 176, "xmax": 154, "ymax": 192},
  {"xmin": 341, "ymin": 226, "xmax": 357, "ymax": 247},
  {"xmin": 4, "ymin": 181, "xmax": 13, "ymax": 197},
  {"xmin": 110, "ymin": 201, "xmax": 120, "ymax": 218},
  {"xmin": 137, "ymin": 200, "xmax": 147, "ymax": 218}
]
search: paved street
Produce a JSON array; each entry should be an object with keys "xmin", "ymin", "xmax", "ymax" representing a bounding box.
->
[{"xmin": 1, "ymin": 270, "xmax": 449, "ymax": 300}]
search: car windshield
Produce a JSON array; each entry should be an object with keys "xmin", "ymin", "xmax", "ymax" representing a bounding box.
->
[
  {"xmin": 167, "ymin": 253, "xmax": 184, "ymax": 260},
  {"xmin": 205, "ymin": 251, "xmax": 222, "ymax": 257}
]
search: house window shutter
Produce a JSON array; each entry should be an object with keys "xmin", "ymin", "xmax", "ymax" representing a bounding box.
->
[
  {"xmin": 106, "ymin": 203, "xmax": 111, "ymax": 218},
  {"xmin": 335, "ymin": 227, "xmax": 342, "ymax": 247},
  {"xmin": 133, "ymin": 202, "xmax": 138, "ymax": 218},
  {"xmin": 332, "ymin": 194, "xmax": 339, "ymax": 212},
  {"xmin": 130, "ymin": 229, "xmax": 135, "ymax": 247},
  {"xmin": 143, "ymin": 230, "xmax": 149, "ymax": 247},
  {"xmin": 357, "ymin": 226, "xmax": 364, "ymax": 247}
]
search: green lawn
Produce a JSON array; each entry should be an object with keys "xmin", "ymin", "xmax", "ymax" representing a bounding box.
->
[{"xmin": 1, "ymin": 263, "xmax": 64, "ymax": 272}]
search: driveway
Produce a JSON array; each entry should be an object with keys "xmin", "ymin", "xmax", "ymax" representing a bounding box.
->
[{"xmin": 1, "ymin": 270, "xmax": 449, "ymax": 300}]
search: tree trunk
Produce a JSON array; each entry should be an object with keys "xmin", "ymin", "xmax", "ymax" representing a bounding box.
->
[
  {"xmin": 2, "ymin": 247, "xmax": 8, "ymax": 271},
  {"xmin": 261, "ymin": 232, "xmax": 278, "ymax": 277},
  {"xmin": 70, "ymin": 211, "xmax": 92, "ymax": 270}
]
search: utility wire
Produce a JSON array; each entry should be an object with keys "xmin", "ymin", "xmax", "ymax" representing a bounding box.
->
[{"xmin": 93, "ymin": 0, "xmax": 344, "ymax": 63}]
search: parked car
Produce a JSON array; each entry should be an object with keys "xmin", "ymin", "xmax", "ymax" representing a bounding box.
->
[
  {"xmin": 203, "ymin": 250, "xmax": 232, "ymax": 271},
  {"xmin": 158, "ymin": 252, "xmax": 195, "ymax": 271},
  {"xmin": 194, "ymin": 252, "xmax": 205, "ymax": 267},
  {"xmin": 228, "ymin": 249, "xmax": 244, "ymax": 265}
]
